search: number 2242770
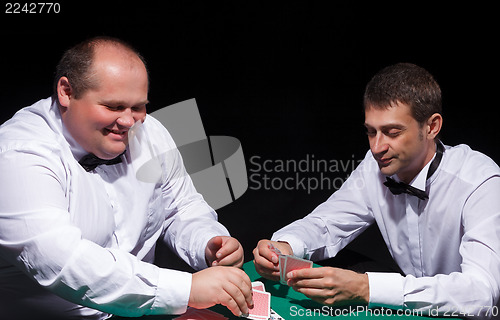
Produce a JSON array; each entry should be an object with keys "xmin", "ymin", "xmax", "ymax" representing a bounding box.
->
[{"xmin": 5, "ymin": 3, "xmax": 61, "ymax": 14}]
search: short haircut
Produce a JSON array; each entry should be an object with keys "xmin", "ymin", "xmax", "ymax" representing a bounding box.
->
[
  {"xmin": 363, "ymin": 63, "xmax": 442, "ymax": 125},
  {"xmin": 53, "ymin": 36, "xmax": 148, "ymax": 99}
]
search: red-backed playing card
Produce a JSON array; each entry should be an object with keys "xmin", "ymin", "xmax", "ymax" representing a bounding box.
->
[
  {"xmin": 279, "ymin": 255, "xmax": 287, "ymax": 284},
  {"xmin": 284, "ymin": 255, "xmax": 313, "ymax": 283},
  {"xmin": 252, "ymin": 281, "xmax": 265, "ymax": 292},
  {"xmin": 248, "ymin": 289, "xmax": 270, "ymax": 320},
  {"xmin": 173, "ymin": 307, "xmax": 228, "ymax": 320}
]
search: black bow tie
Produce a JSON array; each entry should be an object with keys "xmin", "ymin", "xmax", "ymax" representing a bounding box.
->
[
  {"xmin": 383, "ymin": 142, "xmax": 444, "ymax": 200},
  {"xmin": 384, "ymin": 177, "xmax": 429, "ymax": 200},
  {"xmin": 79, "ymin": 152, "xmax": 124, "ymax": 172}
]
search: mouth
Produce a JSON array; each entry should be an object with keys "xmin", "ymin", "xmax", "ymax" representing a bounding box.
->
[
  {"xmin": 103, "ymin": 128, "xmax": 128, "ymax": 140},
  {"xmin": 377, "ymin": 157, "xmax": 393, "ymax": 167}
]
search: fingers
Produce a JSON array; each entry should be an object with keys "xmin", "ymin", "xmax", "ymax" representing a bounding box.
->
[
  {"xmin": 206, "ymin": 236, "xmax": 244, "ymax": 267},
  {"xmin": 286, "ymin": 267, "xmax": 370, "ymax": 306},
  {"xmin": 205, "ymin": 236, "xmax": 223, "ymax": 266},
  {"xmin": 252, "ymin": 240, "xmax": 280, "ymax": 281},
  {"xmin": 286, "ymin": 267, "xmax": 320, "ymax": 290},
  {"xmin": 207, "ymin": 236, "xmax": 224, "ymax": 253},
  {"xmin": 220, "ymin": 270, "xmax": 253, "ymax": 317},
  {"xmin": 212, "ymin": 237, "xmax": 244, "ymax": 267},
  {"xmin": 189, "ymin": 266, "xmax": 253, "ymax": 317}
]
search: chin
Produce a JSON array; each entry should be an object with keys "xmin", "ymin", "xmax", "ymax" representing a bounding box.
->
[
  {"xmin": 379, "ymin": 166, "xmax": 398, "ymax": 177},
  {"xmin": 97, "ymin": 148, "xmax": 126, "ymax": 160}
]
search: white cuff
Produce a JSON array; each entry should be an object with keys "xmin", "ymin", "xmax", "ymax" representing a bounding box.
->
[
  {"xmin": 151, "ymin": 268, "xmax": 192, "ymax": 315},
  {"xmin": 366, "ymin": 272, "xmax": 404, "ymax": 309},
  {"xmin": 270, "ymin": 234, "xmax": 308, "ymax": 259}
]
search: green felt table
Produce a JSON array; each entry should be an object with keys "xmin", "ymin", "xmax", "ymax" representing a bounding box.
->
[
  {"xmin": 115, "ymin": 261, "xmax": 450, "ymax": 319},
  {"xmin": 233, "ymin": 261, "xmax": 447, "ymax": 320}
]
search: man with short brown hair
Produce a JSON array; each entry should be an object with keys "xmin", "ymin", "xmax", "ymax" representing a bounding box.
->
[{"xmin": 254, "ymin": 63, "xmax": 500, "ymax": 318}]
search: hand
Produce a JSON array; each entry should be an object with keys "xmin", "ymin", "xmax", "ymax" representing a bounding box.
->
[
  {"xmin": 252, "ymin": 239, "xmax": 293, "ymax": 281},
  {"xmin": 189, "ymin": 266, "xmax": 254, "ymax": 317},
  {"xmin": 286, "ymin": 266, "xmax": 369, "ymax": 306},
  {"xmin": 205, "ymin": 236, "xmax": 244, "ymax": 268}
]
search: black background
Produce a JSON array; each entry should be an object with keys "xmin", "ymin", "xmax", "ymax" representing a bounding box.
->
[{"xmin": 1, "ymin": 2, "xmax": 498, "ymax": 266}]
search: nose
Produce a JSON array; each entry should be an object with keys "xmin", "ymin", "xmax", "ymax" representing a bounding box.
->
[
  {"xmin": 116, "ymin": 109, "xmax": 135, "ymax": 129},
  {"xmin": 370, "ymin": 132, "xmax": 389, "ymax": 156}
]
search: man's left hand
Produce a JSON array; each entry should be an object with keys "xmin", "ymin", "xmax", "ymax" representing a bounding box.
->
[
  {"xmin": 205, "ymin": 236, "xmax": 244, "ymax": 268},
  {"xmin": 286, "ymin": 267, "xmax": 369, "ymax": 306}
]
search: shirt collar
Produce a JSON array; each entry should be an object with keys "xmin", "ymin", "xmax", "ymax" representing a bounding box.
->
[{"xmin": 391, "ymin": 150, "xmax": 437, "ymax": 192}]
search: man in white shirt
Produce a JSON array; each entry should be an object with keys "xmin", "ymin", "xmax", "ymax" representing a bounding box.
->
[
  {"xmin": 0, "ymin": 37, "xmax": 253, "ymax": 319},
  {"xmin": 253, "ymin": 63, "xmax": 500, "ymax": 318}
]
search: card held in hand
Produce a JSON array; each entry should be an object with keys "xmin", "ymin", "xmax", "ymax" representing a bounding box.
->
[
  {"xmin": 283, "ymin": 255, "xmax": 313, "ymax": 283},
  {"xmin": 248, "ymin": 282, "xmax": 271, "ymax": 320},
  {"xmin": 269, "ymin": 243, "xmax": 313, "ymax": 285}
]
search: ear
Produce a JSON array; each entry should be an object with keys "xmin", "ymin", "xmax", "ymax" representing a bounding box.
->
[
  {"xmin": 56, "ymin": 77, "xmax": 72, "ymax": 108},
  {"xmin": 426, "ymin": 113, "xmax": 443, "ymax": 140}
]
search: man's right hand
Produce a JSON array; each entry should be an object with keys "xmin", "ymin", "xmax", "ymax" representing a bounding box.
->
[
  {"xmin": 252, "ymin": 239, "xmax": 293, "ymax": 282},
  {"xmin": 189, "ymin": 266, "xmax": 253, "ymax": 317}
]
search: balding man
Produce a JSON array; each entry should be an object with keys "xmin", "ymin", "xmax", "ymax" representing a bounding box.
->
[{"xmin": 0, "ymin": 37, "xmax": 253, "ymax": 320}]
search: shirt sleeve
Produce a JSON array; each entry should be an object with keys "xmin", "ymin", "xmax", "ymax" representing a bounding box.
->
[
  {"xmin": 146, "ymin": 117, "xmax": 231, "ymax": 271},
  {"xmin": 368, "ymin": 176, "xmax": 500, "ymax": 319},
  {"xmin": 0, "ymin": 145, "xmax": 193, "ymax": 317},
  {"xmin": 272, "ymin": 156, "xmax": 375, "ymax": 260}
]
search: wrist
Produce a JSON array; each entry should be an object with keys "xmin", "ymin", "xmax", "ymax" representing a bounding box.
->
[{"xmin": 360, "ymin": 273, "xmax": 370, "ymax": 303}]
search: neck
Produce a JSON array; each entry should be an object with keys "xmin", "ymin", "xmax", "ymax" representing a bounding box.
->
[{"xmin": 397, "ymin": 140, "xmax": 437, "ymax": 184}]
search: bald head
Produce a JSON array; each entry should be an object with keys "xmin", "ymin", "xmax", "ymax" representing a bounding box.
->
[{"xmin": 53, "ymin": 36, "xmax": 148, "ymax": 99}]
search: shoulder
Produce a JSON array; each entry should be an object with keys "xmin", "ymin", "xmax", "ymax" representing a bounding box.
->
[
  {"xmin": 139, "ymin": 114, "xmax": 179, "ymax": 155},
  {"xmin": 0, "ymin": 97, "xmax": 67, "ymax": 162},
  {"xmin": 441, "ymin": 143, "xmax": 500, "ymax": 185},
  {"xmin": 0, "ymin": 97, "xmax": 60, "ymax": 142}
]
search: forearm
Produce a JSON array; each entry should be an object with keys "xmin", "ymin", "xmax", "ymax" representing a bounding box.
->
[
  {"xmin": 49, "ymin": 241, "xmax": 192, "ymax": 316},
  {"xmin": 271, "ymin": 213, "xmax": 371, "ymax": 261},
  {"xmin": 162, "ymin": 198, "xmax": 230, "ymax": 270}
]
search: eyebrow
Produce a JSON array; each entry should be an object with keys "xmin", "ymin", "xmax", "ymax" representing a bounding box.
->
[
  {"xmin": 364, "ymin": 122, "xmax": 406, "ymax": 130},
  {"xmin": 100, "ymin": 99, "xmax": 149, "ymax": 107}
]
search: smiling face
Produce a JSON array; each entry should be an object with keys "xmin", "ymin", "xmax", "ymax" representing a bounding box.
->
[
  {"xmin": 364, "ymin": 102, "xmax": 438, "ymax": 183},
  {"xmin": 57, "ymin": 44, "xmax": 148, "ymax": 159}
]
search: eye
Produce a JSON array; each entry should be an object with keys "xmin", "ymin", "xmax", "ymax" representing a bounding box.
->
[
  {"xmin": 104, "ymin": 105, "xmax": 124, "ymax": 111},
  {"xmin": 385, "ymin": 129, "xmax": 402, "ymax": 138}
]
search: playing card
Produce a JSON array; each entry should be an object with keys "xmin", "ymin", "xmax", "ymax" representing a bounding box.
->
[
  {"xmin": 173, "ymin": 307, "xmax": 228, "ymax": 320},
  {"xmin": 247, "ymin": 289, "xmax": 271, "ymax": 320},
  {"xmin": 279, "ymin": 255, "xmax": 287, "ymax": 285},
  {"xmin": 252, "ymin": 281, "xmax": 265, "ymax": 292},
  {"xmin": 284, "ymin": 255, "xmax": 313, "ymax": 283},
  {"xmin": 270, "ymin": 309, "xmax": 285, "ymax": 320}
]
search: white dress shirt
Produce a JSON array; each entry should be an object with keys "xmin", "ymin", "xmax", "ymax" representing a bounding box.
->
[
  {"xmin": 272, "ymin": 143, "xmax": 500, "ymax": 318},
  {"xmin": 0, "ymin": 97, "xmax": 230, "ymax": 319}
]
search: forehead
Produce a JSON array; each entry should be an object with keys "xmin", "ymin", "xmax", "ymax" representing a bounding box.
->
[
  {"xmin": 89, "ymin": 46, "xmax": 148, "ymax": 93},
  {"xmin": 364, "ymin": 102, "xmax": 417, "ymax": 128}
]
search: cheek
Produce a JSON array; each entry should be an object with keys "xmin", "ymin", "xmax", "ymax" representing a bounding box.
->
[{"xmin": 87, "ymin": 108, "xmax": 117, "ymax": 129}]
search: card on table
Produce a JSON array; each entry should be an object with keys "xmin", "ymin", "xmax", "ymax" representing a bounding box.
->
[
  {"xmin": 173, "ymin": 307, "xmax": 228, "ymax": 320},
  {"xmin": 270, "ymin": 309, "xmax": 285, "ymax": 320}
]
